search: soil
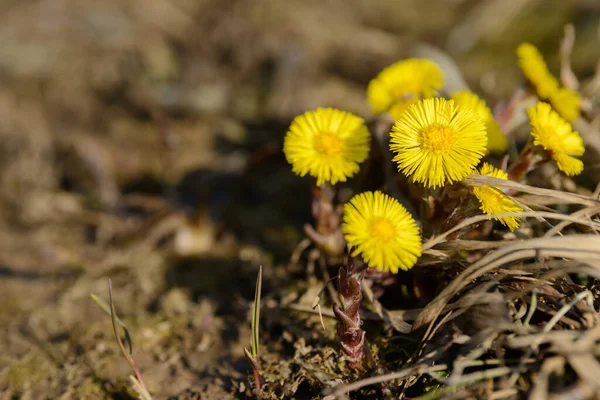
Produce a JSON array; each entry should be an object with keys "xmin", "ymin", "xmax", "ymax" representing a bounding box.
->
[{"xmin": 1, "ymin": 1, "xmax": 600, "ymax": 399}]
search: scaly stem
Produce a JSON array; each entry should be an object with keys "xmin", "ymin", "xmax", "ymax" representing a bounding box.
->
[{"xmin": 333, "ymin": 252, "xmax": 368, "ymax": 368}]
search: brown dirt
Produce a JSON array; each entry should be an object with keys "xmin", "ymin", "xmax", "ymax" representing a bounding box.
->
[{"xmin": 1, "ymin": 1, "xmax": 600, "ymax": 399}]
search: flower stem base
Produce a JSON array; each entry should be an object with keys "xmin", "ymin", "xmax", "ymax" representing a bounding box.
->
[{"xmin": 333, "ymin": 253, "xmax": 368, "ymax": 368}]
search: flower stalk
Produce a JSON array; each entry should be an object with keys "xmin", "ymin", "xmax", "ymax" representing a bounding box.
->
[
  {"xmin": 304, "ymin": 183, "xmax": 344, "ymax": 257},
  {"xmin": 333, "ymin": 252, "xmax": 368, "ymax": 368},
  {"xmin": 507, "ymin": 143, "xmax": 536, "ymax": 182}
]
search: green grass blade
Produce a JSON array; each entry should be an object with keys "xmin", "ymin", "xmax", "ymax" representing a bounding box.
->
[{"xmin": 251, "ymin": 265, "xmax": 263, "ymax": 359}]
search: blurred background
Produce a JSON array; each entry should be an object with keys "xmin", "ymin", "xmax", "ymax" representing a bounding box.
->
[{"xmin": 0, "ymin": 0, "xmax": 599, "ymax": 398}]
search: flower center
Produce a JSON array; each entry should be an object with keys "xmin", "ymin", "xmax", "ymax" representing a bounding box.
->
[
  {"xmin": 422, "ymin": 124, "xmax": 456, "ymax": 151},
  {"xmin": 316, "ymin": 133, "xmax": 343, "ymax": 157},
  {"xmin": 370, "ymin": 217, "xmax": 396, "ymax": 243}
]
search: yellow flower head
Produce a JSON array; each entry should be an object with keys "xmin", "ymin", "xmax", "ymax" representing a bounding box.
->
[
  {"xmin": 390, "ymin": 97, "xmax": 487, "ymax": 188},
  {"xmin": 342, "ymin": 191, "xmax": 421, "ymax": 273},
  {"xmin": 517, "ymin": 43, "xmax": 581, "ymax": 121},
  {"xmin": 471, "ymin": 163, "xmax": 522, "ymax": 231},
  {"xmin": 528, "ymin": 102, "xmax": 584, "ymax": 176},
  {"xmin": 549, "ymin": 87, "xmax": 581, "ymax": 122},
  {"xmin": 451, "ymin": 91, "xmax": 508, "ymax": 154},
  {"xmin": 367, "ymin": 59, "xmax": 444, "ymax": 119},
  {"xmin": 283, "ymin": 108, "xmax": 371, "ymax": 186},
  {"xmin": 517, "ymin": 43, "xmax": 559, "ymax": 98}
]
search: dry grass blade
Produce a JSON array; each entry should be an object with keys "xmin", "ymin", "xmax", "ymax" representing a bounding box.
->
[
  {"xmin": 433, "ymin": 239, "xmax": 511, "ymax": 251},
  {"xmin": 507, "ymin": 331, "xmax": 587, "ymax": 349},
  {"xmin": 327, "ymin": 363, "xmax": 448, "ymax": 398},
  {"xmin": 463, "ymin": 175, "xmax": 600, "ymax": 207},
  {"xmin": 423, "ymin": 212, "xmax": 600, "ymax": 251},
  {"xmin": 543, "ymin": 205, "xmax": 600, "ymax": 237},
  {"xmin": 517, "ymin": 194, "xmax": 590, "ymax": 207},
  {"xmin": 413, "ymin": 235, "xmax": 600, "ymax": 330},
  {"xmin": 388, "ymin": 289, "xmax": 510, "ymax": 324}
]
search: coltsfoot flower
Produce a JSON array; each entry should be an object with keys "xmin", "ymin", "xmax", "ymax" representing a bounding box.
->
[
  {"xmin": 517, "ymin": 43, "xmax": 559, "ymax": 99},
  {"xmin": 342, "ymin": 191, "xmax": 421, "ymax": 273},
  {"xmin": 517, "ymin": 43, "xmax": 581, "ymax": 121},
  {"xmin": 451, "ymin": 91, "xmax": 508, "ymax": 154},
  {"xmin": 367, "ymin": 59, "xmax": 444, "ymax": 119},
  {"xmin": 548, "ymin": 87, "xmax": 581, "ymax": 122},
  {"xmin": 390, "ymin": 97, "xmax": 487, "ymax": 188},
  {"xmin": 528, "ymin": 102, "xmax": 584, "ymax": 176},
  {"xmin": 471, "ymin": 163, "xmax": 522, "ymax": 231},
  {"xmin": 283, "ymin": 108, "xmax": 371, "ymax": 186}
]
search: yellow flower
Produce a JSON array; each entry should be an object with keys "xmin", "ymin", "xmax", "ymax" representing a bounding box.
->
[
  {"xmin": 342, "ymin": 191, "xmax": 421, "ymax": 273},
  {"xmin": 390, "ymin": 97, "xmax": 487, "ymax": 188},
  {"xmin": 367, "ymin": 59, "xmax": 444, "ymax": 119},
  {"xmin": 528, "ymin": 102, "xmax": 584, "ymax": 176},
  {"xmin": 451, "ymin": 91, "xmax": 508, "ymax": 154},
  {"xmin": 283, "ymin": 108, "xmax": 371, "ymax": 186},
  {"xmin": 471, "ymin": 163, "xmax": 522, "ymax": 231},
  {"xmin": 517, "ymin": 43, "xmax": 559, "ymax": 98},
  {"xmin": 549, "ymin": 87, "xmax": 581, "ymax": 122},
  {"xmin": 517, "ymin": 43, "xmax": 581, "ymax": 121}
]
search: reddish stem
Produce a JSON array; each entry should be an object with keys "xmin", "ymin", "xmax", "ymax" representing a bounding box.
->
[
  {"xmin": 507, "ymin": 145, "xmax": 534, "ymax": 182},
  {"xmin": 333, "ymin": 252, "xmax": 368, "ymax": 368},
  {"xmin": 306, "ymin": 183, "xmax": 344, "ymax": 257},
  {"xmin": 495, "ymin": 88, "xmax": 528, "ymax": 133},
  {"xmin": 253, "ymin": 368, "xmax": 261, "ymax": 392}
]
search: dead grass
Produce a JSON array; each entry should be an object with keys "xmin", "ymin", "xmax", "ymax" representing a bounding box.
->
[{"xmin": 1, "ymin": 1, "xmax": 600, "ymax": 399}]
